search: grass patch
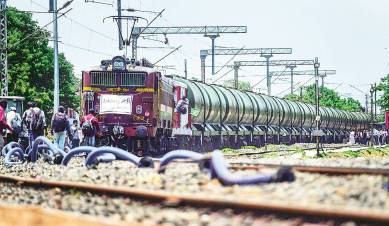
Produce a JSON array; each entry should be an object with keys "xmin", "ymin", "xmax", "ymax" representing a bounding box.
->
[
  {"xmin": 322, "ymin": 147, "xmax": 389, "ymax": 158},
  {"xmin": 221, "ymin": 148, "xmax": 236, "ymax": 154}
]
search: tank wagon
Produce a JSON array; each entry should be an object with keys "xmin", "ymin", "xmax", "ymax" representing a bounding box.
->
[{"xmin": 81, "ymin": 56, "xmax": 370, "ymax": 155}]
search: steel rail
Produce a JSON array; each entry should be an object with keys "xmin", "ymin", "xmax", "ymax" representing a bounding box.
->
[
  {"xmin": 154, "ymin": 158, "xmax": 389, "ymax": 176},
  {"xmin": 228, "ymin": 163, "xmax": 389, "ymax": 176},
  {"xmin": 0, "ymin": 174, "xmax": 388, "ymax": 223},
  {"xmin": 223, "ymin": 144, "xmax": 363, "ymax": 157}
]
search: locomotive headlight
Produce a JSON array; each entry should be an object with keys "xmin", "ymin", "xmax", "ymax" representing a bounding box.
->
[
  {"xmin": 136, "ymin": 105, "xmax": 143, "ymax": 114},
  {"xmin": 144, "ymin": 111, "xmax": 150, "ymax": 117}
]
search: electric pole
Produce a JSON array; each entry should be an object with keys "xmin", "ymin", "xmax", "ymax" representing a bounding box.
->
[
  {"xmin": 314, "ymin": 57, "xmax": 321, "ymax": 157},
  {"xmin": 374, "ymin": 82, "xmax": 377, "ymax": 120},
  {"xmin": 285, "ymin": 64, "xmax": 296, "ymax": 94},
  {"xmin": 52, "ymin": 0, "xmax": 59, "ymax": 112},
  {"xmin": 184, "ymin": 59, "xmax": 188, "ymax": 79},
  {"xmin": 117, "ymin": 0, "xmax": 123, "ymax": 50},
  {"xmin": 370, "ymin": 84, "xmax": 374, "ymax": 146},
  {"xmin": 204, "ymin": 34, "xmax": 219, "ymax": 75},
  {"xmin": 233, "ymin": 62, "xmax": 239, "ymax": 89},
  {"xmin": 0, "ymin": 0, "xmax": 7, "ymax": 96}
]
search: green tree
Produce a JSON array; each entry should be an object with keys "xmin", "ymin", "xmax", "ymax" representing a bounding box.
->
[
  {"xmin": 376, "ymin": 74, "xmax": 389, "ymax": 111},
  {"xmin": 223, "ymin": 80, "xmax": 252, "ymax": 91},
  {"xmin": 6, "ymin": 8, "xmax": 79, "ymax": 116},
  {"xmin": 284, "ymin": 85, "xmax": 363, "ymax": 112}
]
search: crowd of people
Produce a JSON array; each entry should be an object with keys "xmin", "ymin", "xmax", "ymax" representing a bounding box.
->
[
  {"xmin": 349, "ymin": 129, "xmax": 389, "ymax": 146},
  {"xmin": 0, "ymin": 100, "xmax": 100, "ymax": 151}
]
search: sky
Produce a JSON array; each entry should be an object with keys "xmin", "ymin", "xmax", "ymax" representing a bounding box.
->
[{"xmin": 9, "ymin": 0, "xmax": 389, "ymax": 104}]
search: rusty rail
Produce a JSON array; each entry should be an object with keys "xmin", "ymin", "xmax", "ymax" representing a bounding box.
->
[
  {"xmin": 229, "ymin": 162, "xmax": 389, "ymax": 176},
  {"xmin": 0, "ymin": 174, "xmax": 388, "ymax": 223},
  {"xmin": 223, "ymin": 144, "xmax": 363, "ymax": 157}
]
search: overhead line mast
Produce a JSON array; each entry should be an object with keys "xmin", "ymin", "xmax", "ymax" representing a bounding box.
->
[
  {"xmin": 230, "ymin": 59, "xmax": 314, "ymax": 95},
  {"xmin": 202, "ymin": 48, "xmax": 292, "ymax": 92},
  {"xmin": 117, "ymin": 0, "xmax": 123, "ymax": 50},
  {"xmin": 130, "ymin": 26, "xmax": 247, "ymax": 70},
  {"xmin": 0, "ymin": 0, "xmax": 7, "ymax": 96}
]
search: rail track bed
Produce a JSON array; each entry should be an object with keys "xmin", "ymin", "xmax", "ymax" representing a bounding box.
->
[
  {"xmin": 226, "ymin": 153, "xmax": 389, "ymax": 169},
  {"xmin": 0, "ymin": 157, "xmax": 389, "ymax": 225},
  {"xmin": 0, "ymin": 174, "xmax": 387, "ymax": 226}
]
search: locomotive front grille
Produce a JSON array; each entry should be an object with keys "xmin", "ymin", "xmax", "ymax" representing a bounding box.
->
[
  {"xmin": 89, "ymin": 71, "xmax": 146, "ymax": 87},
  {"xmin": 119, "ymin": 73, "xmax": 145, "ymax": 87},
  {"xmin": 90, "ymin": 72, "xmax": 116, "ymax": 86}
]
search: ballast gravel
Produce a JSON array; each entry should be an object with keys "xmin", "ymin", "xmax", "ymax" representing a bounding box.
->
[
  {"xmin": 0, "ymin": 181, "xmax": 379, "ymax": 226},
  {"xmin": 0, "ymin": 157, "xmax": 388, "ymax": 215}
]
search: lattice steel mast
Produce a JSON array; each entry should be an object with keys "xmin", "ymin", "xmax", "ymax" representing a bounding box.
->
[
  {"xmin": 201, "ymin": 48, "xmax": 292, "ymax": 93},
  {"xmin": 269, "ymin": 69, "xmax": 336, "ymax": 93},
  {"xmin": 131, "ymin": 26, "xmax": 247, "ymax": 71},
  {"xmin": 230, "ymin": 60, "xmax": 314, "ymax": 95},
  {"xmin": 0, "ymin": 0, "xmax": 7, "ymax": 96}
]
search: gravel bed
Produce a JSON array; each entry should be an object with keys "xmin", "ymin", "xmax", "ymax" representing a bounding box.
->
[
  {"xmin": 225, "ymin": 143, "xmax": 363, "ymax": 154},
  {"xmin": 0, "ymin": 157, "xmax": 388, "ymax": 215},
  {"xmin": 0, "ymin": 181, "xmax": 378, "ymax": 226}
]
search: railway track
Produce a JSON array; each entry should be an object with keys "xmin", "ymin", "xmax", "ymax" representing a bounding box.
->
[
  {"xmin": 0, "ymin": 172, "xmax": 388, "ymax": 224},
  {"xmin": 223, "ymin": 144, "xmax": 364, "ymax": 157},
  {"xmin": 228, "ymin": 162, "xmax": 389, "ymax": 176}
]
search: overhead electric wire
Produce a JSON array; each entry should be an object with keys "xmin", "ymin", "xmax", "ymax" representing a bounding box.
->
[
  {"xmin": 275, "ymin": 76, "xmax": 314, "ymax": 97},
  {"xmin": 214, "ymin": 45, "xmax": 245, "ymax": 75},
  {"xmin": 271, "ymin": 67, "xmax": 289, "ymax": 84},
  {"xmin": 7, "ymin": 8, "xmax": 72, "ymax": 51},
  {"xmin": 212, "ymin": 68, "xmax": 234, "ymax": 83},
  {"xmin": 153, "ymin": 45, "xmax": 182, "ymax": 66},
  {"xmin": 333, "ymin": 83, "xmax": 343, "ymax": 91},
  {"xmin": 59, "ymin": 41, "xmax": 112, "ymax": 57},
  {"xmin": 30, "ymin": 0, "xmax": 117, "ymax": 42},
  {"xmin": 251, "ymin": 76, "xmax": 267, "ymax": 89}
]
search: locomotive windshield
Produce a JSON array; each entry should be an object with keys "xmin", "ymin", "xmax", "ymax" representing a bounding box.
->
[{"xmin": 90, "ymin": 71, "xmax": 146, "ymax": 87}]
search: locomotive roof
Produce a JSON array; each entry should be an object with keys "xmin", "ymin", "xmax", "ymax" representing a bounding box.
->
[{"xmin": 87, "ymin": 65, "xmax": 160, "ymax": 73}]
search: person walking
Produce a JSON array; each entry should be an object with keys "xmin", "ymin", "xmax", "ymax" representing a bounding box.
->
[
  {"xmin": 373, "ymin": 128, "xmax": 380, "ymax": 145},
  {"xmin": 6, "ymin": 107, "xmax": 22, "ymax": 143},
  {"xmin": 0, "ymin": 100, "xmax": 12, "ymax": 150},
  {"xmin": 70, "ymin": 119, "xmax": 80, "ymax": 148},
  {"xmin": 81, "ymin": 109, "xmax": 99, "ymax": 147},
  {"xmin": 51, "ymin": 106, "xmax": 71, "ymax": 150},
  {"xmin": 23, "ymin": 101, "xmax": 46, "ymax": 140}
]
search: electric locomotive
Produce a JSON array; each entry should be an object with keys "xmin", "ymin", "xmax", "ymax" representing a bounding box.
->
[{"xmin": 81, "ymin": 56, "xmax": 174, "ymax": 155}]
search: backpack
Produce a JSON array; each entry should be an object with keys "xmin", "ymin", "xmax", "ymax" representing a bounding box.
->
[
  {"xmin": 11, "ymin": 114, "xmax": 22, "ymax": 134},
  {"xmin": 82, "ymin": 117, "xmax": 95, "ymax": 136},
  {"xmin": 52, "ymin": 112, "xmax": 67, "ymax": 133},
  {"xmin": 28, "ymin": 109, "xmax": 44, "ymax": 131}
]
